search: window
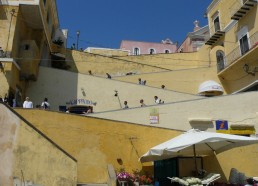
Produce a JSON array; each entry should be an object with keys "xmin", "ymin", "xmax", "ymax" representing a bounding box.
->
[
  {"xmin": 212, "ymin": 11, "xmax": 220, "ymax": 33},
  {"xmin": 237, "ymin": 26, "xmax": 250, "ymax": 56},
  {"xmin": 214, "ymin": 16, "xmax": 220, "ymax": 32},
  {"xmin": 133, "ymin": 48, "xmax": 140, "ymax": 55},
  {"xmin": 24, "ymin": 44, "xmax": 30, "ymax": 50},
  {"xmin": 43, "ymin": 0, "xmax": 46, "ymax": 6},
  {"xmin": 149, "ymin": 48, "xmax": 155, "ymax": 54},
  {"xmin": 165, "ymin": 50, "xmax": 170, "ymax": 54},
  {"xmin": 216, "ymin": 50, "xmax": 225, "ymax": 72},
  {"xmin": 239, "ymin": 34, "xmax": 249, "ymax": 55}
]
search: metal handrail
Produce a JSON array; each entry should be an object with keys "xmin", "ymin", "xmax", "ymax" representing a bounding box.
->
[{"xmin": 222, "ymin": 31, "xmax": 258, "ymax": 70}]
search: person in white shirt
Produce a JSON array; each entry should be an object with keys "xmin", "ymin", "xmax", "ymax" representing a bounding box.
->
[
  {"xmin": 154, "ymin": 96, "xmax": 164, "ymax": 104},
  {"xmin": 23, "ymin": 97, "xmax": 33, "ymax": 108},
  {"xmin": 41, "ymin": 98, "xmax": 50, "ymax": 109}
]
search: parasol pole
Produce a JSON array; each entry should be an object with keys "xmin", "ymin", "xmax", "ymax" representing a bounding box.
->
[{"xmin": 193, "ymin": 144, "xmax": 198, "ymax": 176}]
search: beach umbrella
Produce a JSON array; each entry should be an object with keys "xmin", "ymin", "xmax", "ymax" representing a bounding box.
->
[{"xmin": 140, "ymin": 129, "xmax": 258, "ymax": 174}]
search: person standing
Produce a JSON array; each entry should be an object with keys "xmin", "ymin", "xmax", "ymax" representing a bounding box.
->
[
  {"xmin": 23, "ymin": 97, "xmax": 33, "ymax": 108},
  {"xmin": 140, "ymin": 99, "xmax": 146, "ymax": 107},
  {"xmin": 123, "ymin": 101, "xmax": 129, "ymax": 109},
  {"xmin": 154, "ymin": 96, "xmax": 164, "ymax": 104},
  {"xmin": 41, "ymin": 98, "xmax": 50, "ymax": 109}
]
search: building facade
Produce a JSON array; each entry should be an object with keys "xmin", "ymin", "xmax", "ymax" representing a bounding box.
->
[
  {"xmin": 177, "ymin": 20, "xmax": 210, "ymax": 53},
  {"xmin": 205, "ymin": 0, "xmax": 258, "ymax": 94},
  {"xmin": 120, "ymin": 39, "xmax": 178, "ymax": 55},
  {"xmin": 0, "ymin": 0, "xmax": 67, "ymax": 106}
]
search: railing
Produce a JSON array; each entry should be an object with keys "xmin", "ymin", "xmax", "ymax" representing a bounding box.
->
[
  {"xmin": 209, "ymin": 22, "xmax": 225, "ymax": 36},
  {"xmin": 220, "ymin": 31, "xmax": 258, "ymax": 71}
]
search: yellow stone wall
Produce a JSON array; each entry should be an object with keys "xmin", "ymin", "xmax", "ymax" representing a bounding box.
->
[
  {"xmin": 66, "ymin": 49, "xmax": 167, "ymax": 76},
  {"xmin": 0, "ymin": 62, "xmax": 11, "ymax": 97},
  {"xmin": 66, "ymin": 45, "xmax": 213, "ymax": 77},
  {"xmin": 15, "ymin": 108, "xmax": 258, "ymax": 184},
  {"xmin": 0, "ymin": 6, "xmax": 18, "ymax": 53},
  {"xmin": 0, "ymin": 104, "xmax": 77, "ymax": 186},
  {"xmin": 65, "ymin": 41, "xmax": 220, "ymax": 95},
  {"xmin": 115, "ymin": 67, "xmax": 219, "ymax": 94},
  {"xmin": 0, "ymin": 61, "xmax": 25, "ymax": 99}
]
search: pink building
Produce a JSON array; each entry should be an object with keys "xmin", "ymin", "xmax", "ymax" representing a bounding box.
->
[{"xmin": 120, "ymin": 39, "xmax": 177, "ymax": 55}]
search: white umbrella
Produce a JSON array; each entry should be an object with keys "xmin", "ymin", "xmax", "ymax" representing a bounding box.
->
[{"xmin": 140, "ymin": 129, "xmax": 258, "ymax": 174}]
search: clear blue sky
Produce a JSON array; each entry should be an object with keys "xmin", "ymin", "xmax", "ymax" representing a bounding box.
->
[{"xmin": 56, "ymin": 1, "xmax": 212, "ymax": 49}]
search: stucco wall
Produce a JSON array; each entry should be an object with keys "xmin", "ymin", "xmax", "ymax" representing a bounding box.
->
[
  {"xmin": 0, "ymin": 62, "xmax": 11, "ymax": 97},
  {"xmin": 91, "ymin": 91, "xmax": 258, "ymax": 133},
  {"xmin": 0, "ymin": 104, "xmax": 77, "ymax": 186},
  {"xmin": 24, "ymin": 66, "xmax": 200, "ymax": 112},
  {"xmin": 120, "ymin": 40, "xmax": 177, "ymax": 55},
  {"xmin": 15, "ymin": 108, "xmax": 183, "ymax": 183},
  {"xmin": 66, "ymin": 46, "xmax": 213, "ymax": 77},
  {"xmin": 115, "ymin": 66, "xmax": 220, "ymax": 94},
  {"xmin": 15, "ymin": 108, "xmax": 258, "ymax": 183},
  {"xmin": 0, "ymin": 104, "xmax": 19, "ymax": 185},
  {"xmin": 66, "ymin": 49, "xmax": 168, "ymax": 76}
]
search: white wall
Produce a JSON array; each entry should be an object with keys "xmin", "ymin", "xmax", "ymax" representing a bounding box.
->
[
  {"xmin": 25, "ymin": 67, "xmax": 201, "ymax": 112},
  {"xmin": 92, "ymin": 91, "xmax": 258, "ymax": 133}
]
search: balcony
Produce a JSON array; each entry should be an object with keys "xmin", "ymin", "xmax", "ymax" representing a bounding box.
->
[
  {"xmin": 217, "ymin": 31, "xmax": 258, "ymax": 73},
  {"xmin": 205, "ymin": 23, "xmax": 225, "ymax": 46},
  {"xmin": 19, "ymin": 4, "xmax": 43, "ymax": 29},
  {"xmin": 231, "ymin": 0, "xmax": 257, "ymax": 20}
]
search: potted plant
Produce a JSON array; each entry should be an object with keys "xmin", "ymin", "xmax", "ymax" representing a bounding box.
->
[
  {"xmin": 139, "ymin": 175, "xmax": 153, "ymax": 186},
  {"xmin": 132, "ymin": 169, "xmax": 153, "ymax": 186},
  {"xmin": 53, "ymin": 37, "xmax": 64, "ymax": 46},
  {"xmin": 116, "ymin": 169, "xmax": 134, "ymax": 186}
]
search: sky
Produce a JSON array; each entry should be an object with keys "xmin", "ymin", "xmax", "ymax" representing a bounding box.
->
[{"xmin": 56, "ymin": 1, "xmax": 212, "ymax": 49}]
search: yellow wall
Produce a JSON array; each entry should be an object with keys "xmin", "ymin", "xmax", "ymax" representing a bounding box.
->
[
  {"xmin": 15, "ymin": 108, "xmax": 182, "ymax": 183},
  {"xmin": 0, "ymin": 61, "xmax": 24, "ymax": 99},
  {"xmin": 115, "ymin": 66, "xmax": 219, "ymax": 94},
  {"xmin": 0, "ymin": 104, "xmax": 77, "ymax": 186},
  {"xmin": 15, "ymin": 108, "xmax": 258, "ymax": 184},
  {"xmin": 0, "ymin": 62, "xmax": 11, "ymax": 97},
  {"xmin": 66, "ymin": 46, "xmax": 212, "ymax": 77}
]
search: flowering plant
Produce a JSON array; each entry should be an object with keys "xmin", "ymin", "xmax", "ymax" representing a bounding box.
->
[
  {"xmin": 117, "ymin": 171, "xmax": 132, "ymax": 181},
  {"xmin": 132, "ymin": 169, "xmax": 153, "ymax": 185},
  {"xmin": 139, "ymin": 175, "xmax": 153, "ymax": 185}
]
